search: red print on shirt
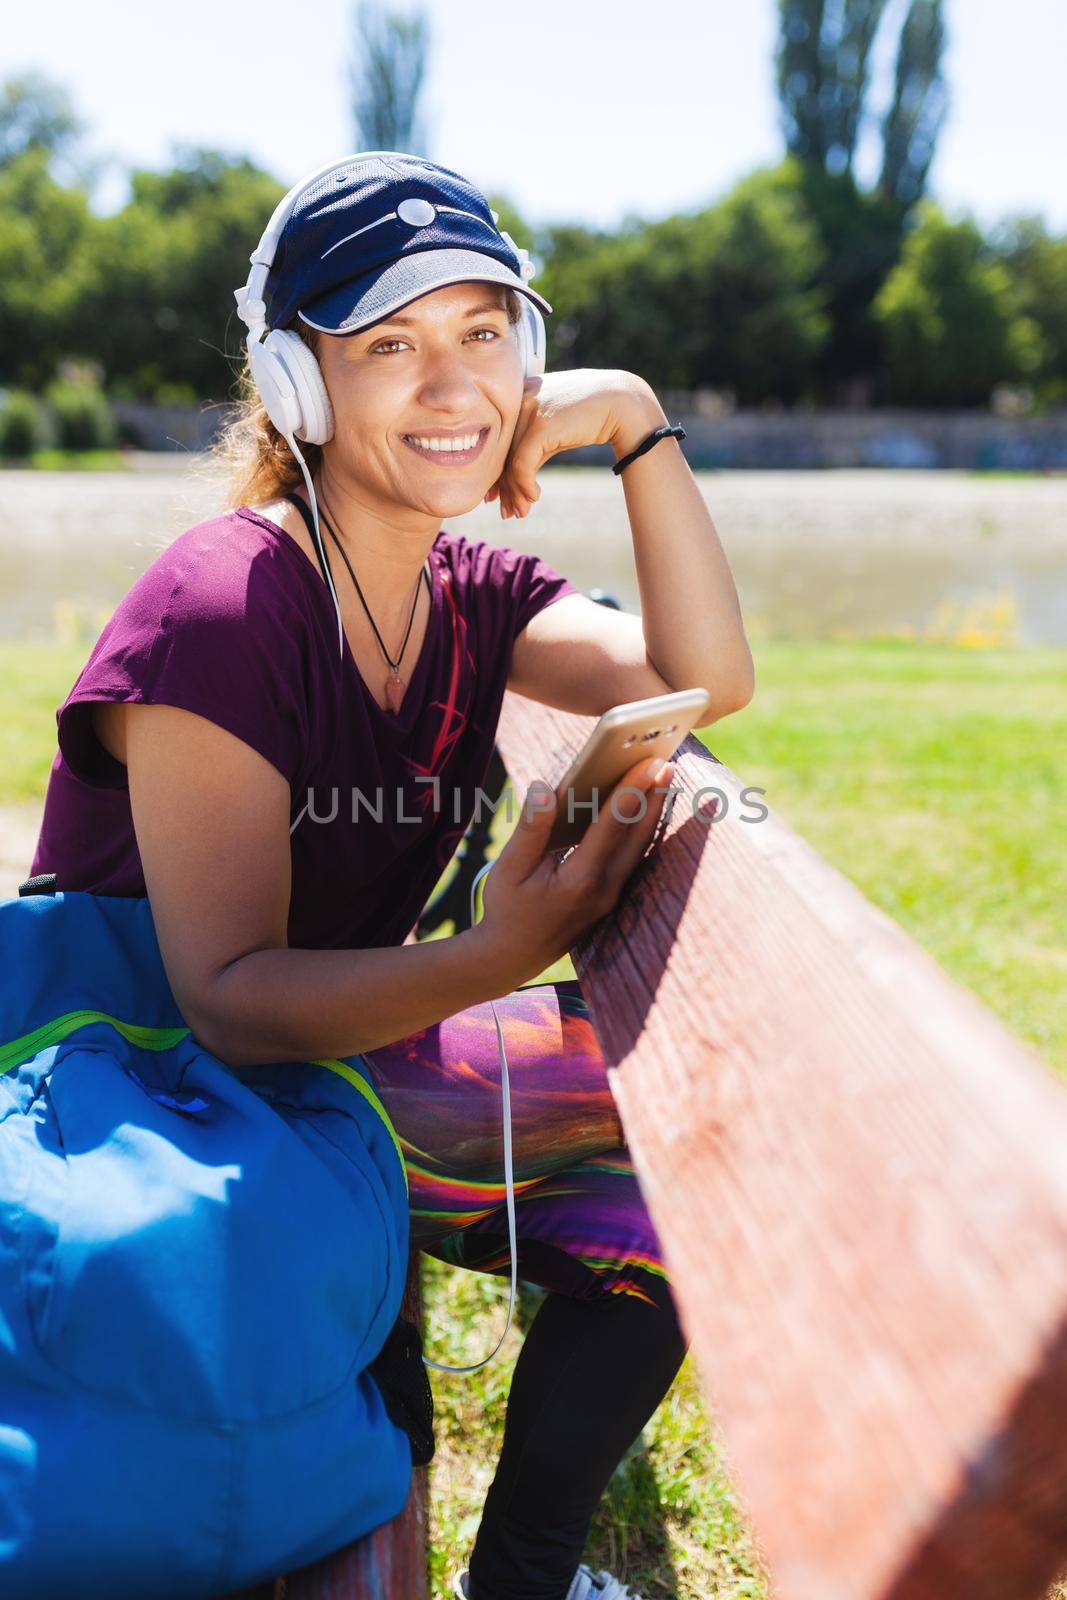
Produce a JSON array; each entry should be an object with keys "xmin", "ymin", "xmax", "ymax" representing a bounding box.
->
[{"xmin": 402, "ymin": 562, "xmax": 475, "ymax": 813}]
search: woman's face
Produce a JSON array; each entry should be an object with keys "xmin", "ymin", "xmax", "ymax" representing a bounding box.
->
[{"xmin": 312, "ymin": 281, "xmax": 525, "ymax": 524}]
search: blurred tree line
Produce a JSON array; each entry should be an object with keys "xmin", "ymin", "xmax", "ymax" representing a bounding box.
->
[{"xmin": 1, "ymin": 1, "xmax": 1065, "ymax": 427}]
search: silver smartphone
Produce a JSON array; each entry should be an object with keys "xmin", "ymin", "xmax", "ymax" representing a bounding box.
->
[{"xmin": 543, "ymin": 687, "xmax": 710, "ymax": 851}]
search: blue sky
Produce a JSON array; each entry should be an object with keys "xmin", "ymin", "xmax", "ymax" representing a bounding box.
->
[{"xmin": 8, "ymin": 0, "xmax": 1066, "ymax": 233}]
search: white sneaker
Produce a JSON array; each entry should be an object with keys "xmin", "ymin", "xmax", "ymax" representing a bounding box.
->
[
  {"xmin": 452, "ymin": 1562, "xmax": 644, "ymax": 1599},
  {"xmin": 566, "ymin": 1565, "xmax": 645, "ymax": 1599}
]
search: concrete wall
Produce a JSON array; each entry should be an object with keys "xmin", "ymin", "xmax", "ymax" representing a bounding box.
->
[
  {"xmin": 112, "ymin": 398, "xmax": 231, "ymax": 453},
  {"xmin": 563, "ymin": 405, "xmax": 1067, "ymax": 471}
]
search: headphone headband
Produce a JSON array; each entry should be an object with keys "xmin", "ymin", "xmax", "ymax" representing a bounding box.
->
[{"xmin": 235, "ymin": 151, "xmax": 417, "ymax": 338}]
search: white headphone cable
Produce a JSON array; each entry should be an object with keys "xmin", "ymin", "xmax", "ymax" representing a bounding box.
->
[
  {"xmin": 286, "ymin": 434, "xmax": 345, "ymax": 660},
  {"xmin": 421, "ymin": 856, "xmax": 518, "ymax": 1374}
]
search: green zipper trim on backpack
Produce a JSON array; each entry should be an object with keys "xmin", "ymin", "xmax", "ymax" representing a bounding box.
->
[
  {"xmin": 311, "ymin": 1057, "xmax": 409, "ymax": 1198},
  {"xmin": 0, "ymin": 1014, "xmax": 408, "ymax": 1197},
  {"xmin": 0, "ymin": 1009, "xmax": 191, "ymax": 1078}
]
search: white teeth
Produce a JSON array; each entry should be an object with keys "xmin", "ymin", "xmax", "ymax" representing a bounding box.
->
[{"xmin": 406, "ymin": 431, "xmax": 482, "ymax": 453}]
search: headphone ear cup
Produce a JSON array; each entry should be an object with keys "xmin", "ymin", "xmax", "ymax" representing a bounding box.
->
[
  {"xmin": 247, "ymin": 336, "xmax": 304, "ymax": 440},
  {"xmin": 513, "ymin": 305, "xmax": 530, "ymax": 378},
  {"xmin": 262, "ymin": 329, "xmax": 334, "ymax": 445},
  {"xmin": 519, "ymin": 301, "xmax": 546, "ymax": 378}
]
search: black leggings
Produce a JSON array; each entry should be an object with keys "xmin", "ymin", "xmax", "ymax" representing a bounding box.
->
[{"xmin": 465, "ymin": 1288, "xmax": 689, "ymax": 1600}]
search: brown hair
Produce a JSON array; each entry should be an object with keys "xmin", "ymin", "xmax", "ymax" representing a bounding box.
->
[{"xmin": 208, "ymin": 286, "xmax": 523, "ymax": 512}]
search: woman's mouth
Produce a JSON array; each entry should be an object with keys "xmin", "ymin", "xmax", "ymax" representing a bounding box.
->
[{"xmin": 401, "ymin": 427, "xmax": 490, "ymax": 466}]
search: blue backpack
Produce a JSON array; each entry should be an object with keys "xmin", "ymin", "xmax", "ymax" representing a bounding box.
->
[{"xmin": 0, "ymin": 885, "xmax": 414, "ymax": 1599}]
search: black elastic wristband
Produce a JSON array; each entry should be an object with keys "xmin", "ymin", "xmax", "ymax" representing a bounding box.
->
[{"xmin": 611, "ymin": 423, "xmax": 687, "ymax": 476}]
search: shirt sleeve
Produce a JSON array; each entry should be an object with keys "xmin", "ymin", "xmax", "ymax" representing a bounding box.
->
[
  {"xmin": 507, "ymin": 548, "xmax": 581, "ymax": 639},
  {"xmin": 56, "ymin": 527, "xmax": 311, "ymax": 792}
]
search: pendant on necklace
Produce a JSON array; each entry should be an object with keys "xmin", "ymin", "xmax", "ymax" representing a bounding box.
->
[{"xmin": 384, "ymin": 670, "xmax": 406, "ymax": 714}]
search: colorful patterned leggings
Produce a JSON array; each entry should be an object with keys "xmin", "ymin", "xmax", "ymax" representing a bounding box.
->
[
  {"xmin": 359, "ymin": 975, "xmax": 689, "ymax": 1600},
  {"xmin": 358, "ymin": 975, "xmax": 676, "ymax": 1317}
]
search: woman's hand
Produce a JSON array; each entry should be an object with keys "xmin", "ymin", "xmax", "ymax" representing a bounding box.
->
[
  {"xmin": 468, "ymin": 755, "xmax": 676, "ymax": 993},
  {"xmin": 487, "ymin": 369, "xmax": 667, "ymax": 519}
]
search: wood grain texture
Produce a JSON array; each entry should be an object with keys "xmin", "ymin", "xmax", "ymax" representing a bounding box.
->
[{"xmin": 495, "ymin": 689, "xmax": 1067, "ymax": 1600}]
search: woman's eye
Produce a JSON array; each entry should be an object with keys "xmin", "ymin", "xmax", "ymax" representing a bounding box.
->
[{"xmin": 369, "ymin": 327, "xmax": 501, "ymax": 355}]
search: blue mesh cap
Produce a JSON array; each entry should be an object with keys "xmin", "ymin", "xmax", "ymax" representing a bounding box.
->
[{"xmin": 265, "ymin": 152, "xmax": 552, "ymax": 334}]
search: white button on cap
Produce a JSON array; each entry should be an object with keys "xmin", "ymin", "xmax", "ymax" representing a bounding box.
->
[{"xmin": 397, "ymin": 197, "xmax": 436, "ymax": 227}]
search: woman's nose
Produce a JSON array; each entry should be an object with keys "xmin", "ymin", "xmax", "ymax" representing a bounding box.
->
[{"xmin": 416, "ymin": 346, "xmax": 481, "ymax": 408}]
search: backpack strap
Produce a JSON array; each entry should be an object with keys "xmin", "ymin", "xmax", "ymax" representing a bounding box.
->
[{"xmin": 18, "ymin": 873, "xmax": 57, "ymax": 898}]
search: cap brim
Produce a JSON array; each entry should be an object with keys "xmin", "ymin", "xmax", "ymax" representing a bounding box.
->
[{"xmin": 295, "ymin": 247, "xmax": 552, "ymax": 333}]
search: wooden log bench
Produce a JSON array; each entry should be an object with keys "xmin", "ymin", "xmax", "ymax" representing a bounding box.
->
[
  {"xmin": 234, "ymin": 687, "xmax": 1067, "ymax": 1600},
  {"xmin": 494, "ymin": 693, "xmax": 1067, "ymax": 1600}
]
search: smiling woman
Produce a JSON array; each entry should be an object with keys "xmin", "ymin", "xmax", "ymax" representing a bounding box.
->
[{"xmin": 12, "ymin": 151, "xmax": 751, "ymax": 1600}]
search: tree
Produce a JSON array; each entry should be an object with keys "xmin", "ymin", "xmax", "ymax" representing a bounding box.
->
[
  {"xmin": 775, "ymin": 0, "xmax": 947, "ymax": 208},
  {"xmin": 75, "ymin": 148, "xmax": 284, "ymax": 399},
  {"xmin": 348, "ymin": 2, "xmax": 431, "ymax": 154},
  {"xmin": 792, "ymin": 162, "xmax": 910, "ymax": 399},
  {"xmin": 538, "ymin": 161, "xmax": 831, "ymax": 403},
  {"xmin": 878, "ymin": 0, "xmax": 948, "ymax": 210},
  {"xmin": 872, "ymin": 202, "xmax": 1043, "ymax": 405},
  {"xmin": 0, "ymin": 71, "xmax": 83, "ymax": 170},
  {"xmin": 992, "ymin": 215, "xmax": 1067, "ymax": 407},
  {"xmin": 775, "ymin": 1, "xmax": 948, "ymax": 397},
  {"xmin": 776, "ymin": 0, "xmax": 891, "ymax": 176},
  {"xmin": 0, "ymin": 147, "xmax": 94, "ymax": 389}
]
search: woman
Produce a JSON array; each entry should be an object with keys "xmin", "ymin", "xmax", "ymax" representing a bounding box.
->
[{"xmin": 25, "ymin": 154, "xmax": 755, "ymax": 1600}]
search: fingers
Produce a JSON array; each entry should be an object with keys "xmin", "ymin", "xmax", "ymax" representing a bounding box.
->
[
  {"xmin": 494, "ymin": 779, "xmax": 558, "ymax": 882},
  {"xmin": 496, "ymin": 433, "xmax": 545, "ymax": 518},
  {"xmin": 598, "ymin": 770, "xmax": 675, "ymax": 898},
  {"xmin": 486, "ymin": 469, "xmax": 531, "ymax": 519},
  {"xmin": 497, "ymin": 478, "xmax": 541, "ymax": 519},
  {"xmin": 559, "ymin": 757, "xmax": 675, "ymax": 888}
]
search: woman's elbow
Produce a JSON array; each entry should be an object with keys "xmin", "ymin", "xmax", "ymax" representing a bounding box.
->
[
  {"xmin": 704, "ymin": 662, "xmax": 755, "ymax": 723},
  {"xmin": 731, "ymin": 668, "xmax": 756, "ymax": 711},
  {"xmin": 178, "ymin": 971, "xmax": 255, "ymax": 1070}
]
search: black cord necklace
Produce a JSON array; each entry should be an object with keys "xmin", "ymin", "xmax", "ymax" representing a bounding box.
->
[{"xmin": 318, "ymin": 494, "xmax": 430, "ymax": 714}]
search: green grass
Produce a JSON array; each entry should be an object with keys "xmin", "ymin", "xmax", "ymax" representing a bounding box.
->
[
  {"xmin": 965, "ymin": 468, "xmax": 1065, "ymax": 479},
  {"xmin": 707, "ymin": 638, "xmax": 1067, "ymax": 1074},
  {"xmin": 0, "ymin": 448, "xmax": 130, "ymax": 471},
  {"xmin": 4, "ymin": 632, "xmax": 1065, "ymax": 1597},
  {"xmin": 0, "ymin": 641, "xmax": 92, "ymax": 803}
]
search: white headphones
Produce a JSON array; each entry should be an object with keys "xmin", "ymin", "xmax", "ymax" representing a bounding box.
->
[{"xmin": 233, "ymin": 150, "xmax": 549, "ymax": 662}]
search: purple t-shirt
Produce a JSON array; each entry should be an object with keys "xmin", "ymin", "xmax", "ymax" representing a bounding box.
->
[{"xmin": 30, "ymin": 505, "xmax": 579, "ymax": 950}]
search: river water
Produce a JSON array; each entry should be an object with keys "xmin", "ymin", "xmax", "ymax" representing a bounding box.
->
[{"xmin": 1, "ymin": 459, "xmax": 1065, "ymax": 645}]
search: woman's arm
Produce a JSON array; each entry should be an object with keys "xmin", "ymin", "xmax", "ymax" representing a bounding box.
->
[
  {"xmin": 610, "ymin": 378, "xmax": 755, "ymax": 711},
  {"xmin": 123, "ymin": 702, "xmax": 507, "ymax": 1069},
  {"xmin": 502, "ymin": 370, "xmax": 755, "ymax": 720}
]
